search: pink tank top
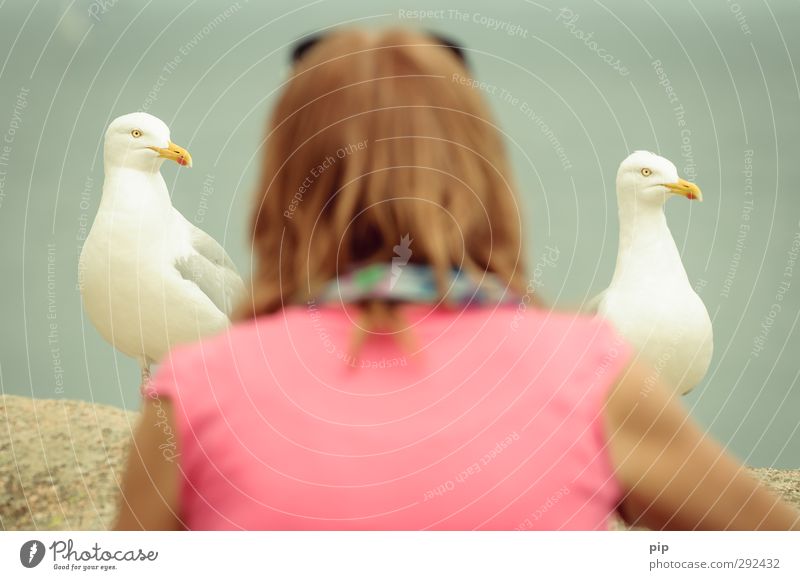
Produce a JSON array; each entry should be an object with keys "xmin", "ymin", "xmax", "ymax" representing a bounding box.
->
[{"xmin": 146, "ymin": 303, "xmax": 633, "ymax": 530}]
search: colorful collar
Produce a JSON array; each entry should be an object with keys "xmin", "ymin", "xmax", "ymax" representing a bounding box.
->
[{"xmin": 313, "ymin": 263, "xmax": 520, "ymax": 306}]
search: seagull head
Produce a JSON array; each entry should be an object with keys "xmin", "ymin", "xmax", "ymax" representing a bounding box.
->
[
  {"xmin": 616, "ymin": 150, "xmax": 701, "ymax": 207},
  {"xmin": 104, "ymin": 112, "xmax": 192, "ymax": 172}
]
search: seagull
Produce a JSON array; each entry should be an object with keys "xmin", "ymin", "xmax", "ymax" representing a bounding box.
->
[
  {"xmin": 588, "ymin": 151, "xmax": 713, "ymax": 396},
  {"xmin": 79, "ymin": 112, "xmax": 245, "ymax": 389}
]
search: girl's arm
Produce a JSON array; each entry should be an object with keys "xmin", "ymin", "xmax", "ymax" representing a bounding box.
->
[
  {"xmin": 604, "ymin": 360, "xmax": 800, "ymax": 530},
  {"xmin": 113, "ymin": 398, "xmax": 183, "ymax": 531}
]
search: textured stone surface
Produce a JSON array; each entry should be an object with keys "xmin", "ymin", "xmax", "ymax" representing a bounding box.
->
[
  {"xmin": 1, "ymin": 394, "xmax": 797, "ymax": 530},
  {"xmin": 0, "ymin": 394, "xmax": 136, "ymax": 530},
  {"xmin": 750, "ymin": 468, "xmax": 800, "ymax": 509}
]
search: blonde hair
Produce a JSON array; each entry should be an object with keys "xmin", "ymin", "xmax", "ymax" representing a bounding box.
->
[{"xmin": 235, "ymin": 28, "xmax": 529, "ymax": 346}]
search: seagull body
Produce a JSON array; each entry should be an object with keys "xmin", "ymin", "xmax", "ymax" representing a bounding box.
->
[
  {"xmin": 79, "ymin": 112, "xmax": 244, "ymax": 384},
  {"xmin": 592, "ymin": 151, "xmax": 713, "ymax": 396}
]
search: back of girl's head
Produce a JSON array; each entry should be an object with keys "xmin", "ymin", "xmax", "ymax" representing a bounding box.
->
[{"xmin": 237, "ymin": 27, "xmax": 527, "ymax": 319}]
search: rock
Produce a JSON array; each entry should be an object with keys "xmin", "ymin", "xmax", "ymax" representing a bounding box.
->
[
  {"xmin": 0, "ymin": 394, "xmax": 136, "ymax": 530},
  {"xmin": 1, "ymin": 394, "xmax": 798, "ymax": 530},
  {"xmin": 749, "ymin": 467, "xmax": 800, "ymax": 507}
]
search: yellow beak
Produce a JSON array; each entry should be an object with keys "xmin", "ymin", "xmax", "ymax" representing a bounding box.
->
[
  {"xmin": 147, "ymin": 141, "xmax": 192, "ymax": 167},
  {"xmin": 663, "ymin": 178, "xmax": 701, "ymax": 201}
]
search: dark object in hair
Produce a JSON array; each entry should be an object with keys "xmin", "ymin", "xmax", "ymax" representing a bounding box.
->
[{"xmin": 290, "ymin": 30, "xmax": 468, "ymax": 68}]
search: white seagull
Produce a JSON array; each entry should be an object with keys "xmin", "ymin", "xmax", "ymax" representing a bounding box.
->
[
  {"xmin": 79, "ymin": 112, "xmax": 245, "ymax": 388},
  {"xmin": 588, "ymin": 151, "xmax": 713, "ymax": 396}
]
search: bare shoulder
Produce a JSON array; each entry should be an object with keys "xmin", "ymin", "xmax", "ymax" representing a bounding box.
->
[
  {"xmin": 113, "ymin": 398, "xmax": 183, "ymax": 530},
  {"xmin": 603, "ymin": 359, "xmax": 687, "ymax": 442},
  {"xmin": 602, "ymin": 360, "xmax": 800, "ymax": 530}
]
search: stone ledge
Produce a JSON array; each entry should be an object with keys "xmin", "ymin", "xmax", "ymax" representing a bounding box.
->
[
  {"xmin": 1, "ymin": 395, "xmax": 797, "ymax": 530},
  {"xmin": 0, "ymin": 394, "xmax": 135, "ymax": 530}
]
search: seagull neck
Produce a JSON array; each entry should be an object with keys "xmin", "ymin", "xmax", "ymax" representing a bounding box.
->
[
  {"xmin": 615, "ymin": 200, "xmax": 677, "ymax": 264},
  {"xmin": 614, "ymin": 203, "xmax": 683, "ymax": 280},
  {"xmin": 101, "ymin": 167, "xmax": 171, "ymax": 211}
]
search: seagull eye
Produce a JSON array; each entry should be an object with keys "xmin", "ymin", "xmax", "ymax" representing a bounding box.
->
[
  {"xmin": 641, "ymin": 167, "xmax": 652, "ymax": 177},
  {"xmin": 131, "ymin": 129, "xmax": 143, "ymax": 138}
]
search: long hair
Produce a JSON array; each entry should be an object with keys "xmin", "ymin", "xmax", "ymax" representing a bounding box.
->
[{"xmin": 235, "ymin": 28, "xmax": 528, "ymax": 343}]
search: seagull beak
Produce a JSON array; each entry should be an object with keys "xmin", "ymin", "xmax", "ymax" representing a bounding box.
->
[
  {"xmin": 147, "ymin": 141, "xmax": 192, "ymax": 167},
  {"xmin": 663, "ymin": 178, "xmax": 702, "ymax": 201}
]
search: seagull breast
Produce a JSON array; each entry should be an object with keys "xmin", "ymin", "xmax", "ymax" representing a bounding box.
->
[
  {"xmin": 79, "ymin": 113, "xmax": 243, "ymax": 370},
  {"xmin": 593, "ymin": 150, "xmax": 714, "ymax": 396}
]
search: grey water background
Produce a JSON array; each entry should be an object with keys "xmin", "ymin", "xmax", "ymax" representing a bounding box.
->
[{"xmin": 0, "ymin": 0, "xmax": 797, "ymax": 468}]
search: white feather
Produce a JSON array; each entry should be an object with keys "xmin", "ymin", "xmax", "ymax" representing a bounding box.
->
[
  {"xmin": 595, "ymin": 151, "xmax": 713, "ymax": 395},
  {"xmin": 79, "ymin": 112, "xmax": 244, "ymax": 373}
]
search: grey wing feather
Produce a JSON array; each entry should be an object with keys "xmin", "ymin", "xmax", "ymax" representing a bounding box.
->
[
  {"xmin": 174, "ymin": 212, "xmax": 245, "ymax": 317},
  {"xmin": 188, "ymin": 221, "xmax": 239, "ymax": 274},
  {"xmin": 174, "ymin": 253, "xmax": 245, "ymax": 317}
]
